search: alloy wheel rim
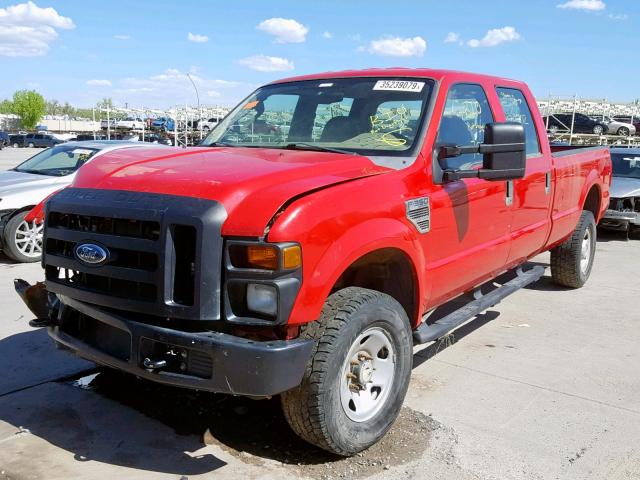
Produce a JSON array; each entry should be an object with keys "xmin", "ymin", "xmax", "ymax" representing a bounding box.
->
[
  {"xmin": 14, "ymin": 220, "xmax": 43, "ymax": 257},
  {"xmin": 580, "ymin": 228, "xmax": 591, "ymax": 274},
  {"xmin": 340, "ymin": 327, "xmax": 396, "ymax": 423}
]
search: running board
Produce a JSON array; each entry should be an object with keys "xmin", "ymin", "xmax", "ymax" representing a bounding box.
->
[{"xmin": 413, "ymin": 265, "xmax": 545, "ymax": 344}]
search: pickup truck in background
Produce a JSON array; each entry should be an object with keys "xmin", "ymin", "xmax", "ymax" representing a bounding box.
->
[{"xmin": 16, "ymin": 69, "xmax": 611, "ymax": 456}]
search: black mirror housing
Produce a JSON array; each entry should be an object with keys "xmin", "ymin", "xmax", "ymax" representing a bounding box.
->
[
  {"xmin": 441, "ymin": 122, "xmax": 526, "ymax": 182},
  {"xmin": 479, "ymin": 122, "xmax": 526, "ymax": 180}
]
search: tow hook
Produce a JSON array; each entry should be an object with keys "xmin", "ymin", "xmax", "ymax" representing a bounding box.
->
[
  {"xmin": 143, "ymin": 358, "xmax": 167, "ymax": 371},
  {"xmin": 14, "ymin": 279, "xmax": 60, "ymax": 328}
]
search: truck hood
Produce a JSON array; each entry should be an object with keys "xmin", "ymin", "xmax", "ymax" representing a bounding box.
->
[
  {"xmin": 610, "ymin": 176, "xmax": 640, "ymax": 198},
  {"xmin": 71, "ymin": 146, "xmax": 390, "ymax": 236},
  {"xmin": 0, "ymin": 170, "xmax": 69, "ymax": 210}
]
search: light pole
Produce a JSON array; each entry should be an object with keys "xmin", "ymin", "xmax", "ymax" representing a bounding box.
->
[{"xmin": 186, "ymin": 73, "xmax": 202, "ymax": 141}]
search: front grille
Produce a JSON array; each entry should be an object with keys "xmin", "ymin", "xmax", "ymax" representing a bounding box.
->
[
  {"xmin": 49, "ymin": 212, "xmax": 160, "ymax": 240},
  {"xmin": 43, "ymin": 188, "xmax": 226, "ymax": 321},
  {"xmin": 46, "ymin": 265, "xmax": 157, "ymax": 301}
]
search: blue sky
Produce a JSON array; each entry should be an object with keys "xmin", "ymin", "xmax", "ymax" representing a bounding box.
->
[{"xmin": 0, "ymin": 0, "xmax": 637, "ymax": 108}]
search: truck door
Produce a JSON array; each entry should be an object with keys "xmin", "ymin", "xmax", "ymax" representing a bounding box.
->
[
  {"xmin": 425, "ymin": 83, "xmax": 512, "ymax": 306},
  {"xmin": 495, "ymin": 87, "xmax": 553, "ymax": 265}
]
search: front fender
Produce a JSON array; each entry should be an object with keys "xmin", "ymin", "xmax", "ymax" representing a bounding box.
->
[{"xmin": 285, "ymin": 218, "xmax": 428, "ymax": 327}]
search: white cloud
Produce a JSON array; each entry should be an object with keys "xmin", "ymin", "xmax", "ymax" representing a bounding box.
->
[
  {"xmin": 467, "ymin": 26, "xmax": 521, "ymax": 48},
  {"xmin": 322, "ymin": 31, "xmax": 332, "ymax": 39},
  {"xmin": 444, "ymin": 32, "xmax": 461, "ymax": 44},
  {"xmin": 367, "ymin": 36, "xmax": 426, "ymax": 57},
  {"xmin": 187, "ymin": 32, "xmax": 208, "ymax": 43},
  {"xmin": 238, "ymin": 54, "xmax": 294, "ymax": 72},
  {"xmin": 0, "ymin": 1, "xmax": 74, "ymax": 57},
  {"xmin": 557, "ymin": 0, "xmax": 606, "ymax": 11},
  {"xmin": 113, "ymin": 68, "xmax": 247, "ymax": 107},
  {"xmin": 86, "ymin": 79, "xmax": 112, "ymax": 87},
  {"xmin": 257, "ymin": 17, "xmax": 308, "ymax": 43},
  {"xmin": 113, "ymin": 34, "xmax": 130, "ymax": 40},
  {"xmin": 608, "ymin": 13, "xmax": 628, "ymax": 20}
]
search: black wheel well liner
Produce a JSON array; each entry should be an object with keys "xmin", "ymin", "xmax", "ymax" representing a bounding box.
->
[{"xmin": 330, "ymin": 248, "xmax": 418, "ymax": 323}]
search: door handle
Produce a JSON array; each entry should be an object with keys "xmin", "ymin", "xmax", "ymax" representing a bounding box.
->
[
  {"xmin": 545, "ymin": 172, "xmax": 551, "ymax": 194},
  {"xmin": 505, "ymin": 180, "xmax": 514, "ymax": 206}
]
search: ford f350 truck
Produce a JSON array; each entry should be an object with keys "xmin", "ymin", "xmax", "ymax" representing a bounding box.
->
[{"xmin": 17, "ymin": 69, "xmax": 611, "ymax": 456}]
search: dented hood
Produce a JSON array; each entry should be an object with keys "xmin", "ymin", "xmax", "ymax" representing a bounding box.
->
[{"xmin": 70, "ymin": 146, "xmax": 389, "ymax": 236}]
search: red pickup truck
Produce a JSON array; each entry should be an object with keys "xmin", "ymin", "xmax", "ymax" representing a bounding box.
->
[{"xmin": 17, "ymin": 69, "xmax": 611, "ymax": 456}]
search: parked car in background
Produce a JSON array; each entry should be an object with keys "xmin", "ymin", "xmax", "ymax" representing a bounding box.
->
[
  {"xmin": 599, "ymin": 147, "xmax": 640, "ymax": 237},
  {"xmin": 115, "ymin": 117, "xmax": 144, "ymax": 130},
  {"xmin": 0, "ymin": 131, "xmax": 9, "ymax": 149},
  {"xmin": 0, "ymin": 141, "xmax": 166, "ymax": 262},
  {"xmin": 100, "ymin": 119, "xmax": 116, "ymax": 129},
  {"xmin": 613, "ymin": 116, "xmax": 640, "ymax": 135},
  {"xmin": 143, "ymin": 133, "xmax": 172, "ymax": 144},
  {"xmin": 200, "ymin": 117, "xmax": 220, "ymax": 132},
  {"xmin": 152, "ymin": 117, "xmax": 175, "ymax": 131},
  {"xmin": 24, "ymin": 133, "xmax": 64, "ymax": 148},
  {"xmin": 589, "ymin": 115, "xmax": 636, "ymax": 136},
  {"xmin": 9, "ymin": 135, "xmax": 25, "ymax": 148},
  {"xmin": 542, "ymin": 113, "xmax": 608, "ymax": 135}
]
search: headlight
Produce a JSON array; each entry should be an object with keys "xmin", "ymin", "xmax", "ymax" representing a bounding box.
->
[{"xmin": 246, "ymin": 283, "xmax": 278, "ymax": 316}]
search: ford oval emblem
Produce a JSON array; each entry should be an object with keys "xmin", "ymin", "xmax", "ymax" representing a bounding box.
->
[{"xmin": 75, "ymin": 243, "xmax": 109, "ymax": 265}]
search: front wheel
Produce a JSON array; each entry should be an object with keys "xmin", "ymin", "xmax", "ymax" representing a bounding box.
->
[
  {"xmin": 2, "ymin": 211, "xmax": 43, "ymax": 263},
  {"xmin": 550, "ymin": 210, "xmax": 596, "ymax": 288},
  {"xmin": 617, "ymin": 127, "xmax": 630, "ymax": 137},
  {"xmin": 593, "ymin": 125, "xmax": 605, "ymax": 135},
  {"xmin": 281, "ymin": 287, "xmax": 413, "ymax": 456}
]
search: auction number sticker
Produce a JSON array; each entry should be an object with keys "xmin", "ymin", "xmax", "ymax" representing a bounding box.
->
[{"xmin": 373, "ymin": 80, "xmax": 425, "ymax": 92}]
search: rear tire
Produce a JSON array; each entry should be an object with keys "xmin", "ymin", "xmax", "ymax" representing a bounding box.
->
[
  {"xmin": 281, "ymin": 287, "xmax": 413, "ymax": 456},
  {"xmin": 550, "ymin": 210, "xmax": 596, "ymax": 288},
  {"xmin": 2, "ymin": 211, "xmax": 43, "ymax": 263}
]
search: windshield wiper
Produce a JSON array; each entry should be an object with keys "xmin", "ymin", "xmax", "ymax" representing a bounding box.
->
[
  {"xmin": 15, "ymin": 168, "xmax": 49, "ymax": 176},
  {"xmin": 199, "ymin": 141, "xmax": 236, "ymax": 148},
  {"xmin": 283, "ymin": 143, "xmax": 356, "ymax": 155}
]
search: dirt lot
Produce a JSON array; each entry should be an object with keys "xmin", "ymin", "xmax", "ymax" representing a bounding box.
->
[{"xmin": 0, "ymin": 147, "xmax": 639, "ymax": 480}]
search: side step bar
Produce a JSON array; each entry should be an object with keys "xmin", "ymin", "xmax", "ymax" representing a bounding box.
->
[{"xmin": 413, "ymin": 265, "xmax": 545, "ymax": 344}]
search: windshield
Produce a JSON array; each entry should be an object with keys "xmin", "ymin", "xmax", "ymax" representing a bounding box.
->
[
  {"xmin": 611, "ymin": 153, "xmax": 640, "ymax": 179},
  {"xmin": 15, "ymin": 145, "xmax": 99, "ymax": 177},
  {"xmin": 201, "ymin": 77, "xmax": 434, "ymax": 161}
]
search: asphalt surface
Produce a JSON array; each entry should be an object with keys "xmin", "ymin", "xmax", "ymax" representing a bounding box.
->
[{"xmin": 0, "ymin": 147, "xmax": 639, "ymax": 480}]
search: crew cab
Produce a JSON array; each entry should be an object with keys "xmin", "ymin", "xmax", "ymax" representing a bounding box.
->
[{"xmin": 17, "ymin": 69, "xmax": 610, "ymax": 456}]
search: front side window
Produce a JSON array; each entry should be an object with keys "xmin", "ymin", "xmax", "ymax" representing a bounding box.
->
[
  {"xmin": 202, "ymin": 77, "xmax": 434, "ymax": 161},
  {"xmin": 436, "ymin": 83, "xmax": 494, "ymax": 170},
  {"xmin": 496, "ymin": 87, "xmax": 541, "ymax": 157},
  {"xmin": 15, "ymin": 145, "xmax": 99, "ymax": 176}
]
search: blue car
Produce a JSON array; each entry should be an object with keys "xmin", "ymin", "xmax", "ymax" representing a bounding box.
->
[{"xmin": 151, "ymin": 117, "xmax": 175, "ymax": 131}]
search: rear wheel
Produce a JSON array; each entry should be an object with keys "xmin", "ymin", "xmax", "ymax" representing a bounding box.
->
[
  {"xmin": 3, "ymin": 211, "xmax": 43, "ymax": 263},
  {"xmin": 617, "ymin": 127, "xmax": 630, "ymax": 137},
  {"xmin": 550, "ymin": 210, "xmax": 596, "ymax": 288},
  {"xmin": 28, "ymin": 142, "xmax": 34, "ymax": 148},
  {"xmin": 281, "ymin": 287, "xmax": 413, "ymax": 456}
]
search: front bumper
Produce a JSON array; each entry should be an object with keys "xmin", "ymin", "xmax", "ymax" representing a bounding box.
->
[
  {"xmin": 600, "ymin": 209, "xmax": 640, "ymax": 230},
  {"xmin": 52, "ymin": 295, "xmax": 314, "ymax": 396}
]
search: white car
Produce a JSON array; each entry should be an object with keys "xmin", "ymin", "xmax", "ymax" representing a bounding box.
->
[
  {"xmin": 591, "ymin": 116, "xmax": 637, "ymax": 136},
  {"xmin": 0, "ymin": 141, "xmax": 162, "ymax": 262},
  {"xmin": 115, "ymin": 117, "xmax": 144, "ymax": 130},
  {"xmin": 201, "ymin": 117, "xmax": 220, "ymax": 133}
]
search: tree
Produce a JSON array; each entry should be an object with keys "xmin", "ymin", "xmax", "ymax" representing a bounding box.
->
[
  {"xmin": 12, "ymin": 90, "xmax": 46, "ymax": 130},
  {"xmin": 0, "ymin": 99, "xmax": 13, "ymax": 114}
]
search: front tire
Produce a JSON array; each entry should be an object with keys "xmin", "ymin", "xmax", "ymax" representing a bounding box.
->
[
  {"xmin": 593, "ymin": 125, "xmax": 605, "ymax": 135},
  {"xmin": 617, "ymin": 127, "xmax": 630, "ymax": 137},
  {"xmin": 550, "ymin": 210, "xmax": 596, "ymax": 288},
  {"xmin": 281, "ymin": 287, "xmax": 413, "ymax": 456},
  {"xmin": 2, "ymin": 211, "xmax": 43, "ymax": 263}
]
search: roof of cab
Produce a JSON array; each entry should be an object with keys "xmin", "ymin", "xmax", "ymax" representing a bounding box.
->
[{"xmin": 270, "ymin": 68, "xmax": 523, "ymax": 86}]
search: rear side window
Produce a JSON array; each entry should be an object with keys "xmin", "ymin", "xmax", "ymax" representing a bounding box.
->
[
  {"xmin": 436, "ymin": 83, "xmax": 494, "ymax": 170},
  {"xmin": 496, "ymin": 88, "xmax": 540, "ymax": 157}
]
